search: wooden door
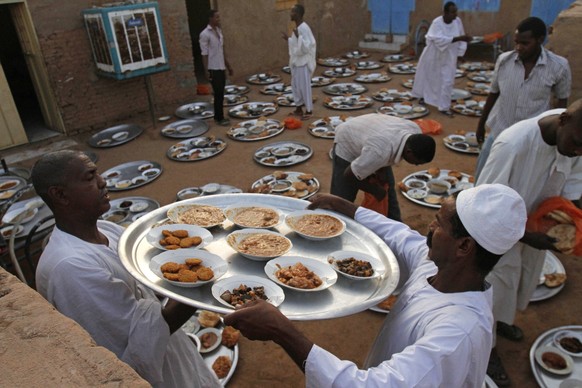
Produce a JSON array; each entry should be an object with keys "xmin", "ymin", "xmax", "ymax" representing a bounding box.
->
[{"xmin": 0, "ymin": 62, "xmax": 28, "ymax": 149}]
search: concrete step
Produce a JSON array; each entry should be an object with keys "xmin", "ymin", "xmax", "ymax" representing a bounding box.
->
[{"xmin": 360, "ymin": 34, "xmax": 408, "ymax": 52}]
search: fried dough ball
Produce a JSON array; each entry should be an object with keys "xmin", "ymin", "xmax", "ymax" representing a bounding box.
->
[
  {"xmin": 427, "ymin": 167, "xmax": 440, "ymax": 177},
  {"xmin": 212, "ymin": 355, "xmax": 232, "ymax": 379},
  {"xmin": 178, "ymin": 269, "xmax": 198, "ymax": 282},
  {"xmin": 221, "ymin": 326, "xmax": 240, "ymax": 347},
  {"xmin": 397, "ymin": 181, "xmax": 408, "ymax": 191},
  {"xmin": 198, "ymin": 310, "xmax": 221, "ymax": 328},
  {"xmin": 447, "ymin": 170, "xmax": 463, "ymax": 180},
  {"xmin": 163, "ymin": 272, "xmax": 180, "ymax": 281},
  {"xmin": 162, "ymin": 230, "xmax": 173, "ymax": 237},
  {"xmin": 180, "ymin": 236, "xmax": 202, "ymax": 248},
  {"xmin": 197, "ymin": 267, "xmax": 214, "ymax": 281},
  {"xmin": 298, "ymin": 173, "xmax": 314, "ymax": 180},
  {"xmin": 185, "ymin": 258, "xmax": 203, "ymax": 267},
  {"xmin": 163, "ymin": 236, "xmax": 181, "ymax": 246},
  {"xmin": 171, "ymin": 229, "xmax": 189, "ymax": 238},
  {"xmin": 293, "ymin": 181, "xmax": 308, "ymax": 190},
  {"xmin": 160, "ymin": 262, "xmax": 181, "ymax": 273},
  {"xmin": 165, "ymin": 244, "xmax": 181, "ymax": 250},
  {"xmin": 273, "ymin": 171, "xmax": 288, "ymax": 179}
]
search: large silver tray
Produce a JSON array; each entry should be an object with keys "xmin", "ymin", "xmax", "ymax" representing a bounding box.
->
[
  {"xmin": 323, "ymin": 83, "xmax": 367, "ymax": 96},
  {"xmin": 253, "ymin": 141, "xmax": 312, "ymax": 167},
  {"xmin": 529, "ymin": 325, "xmax": 582, "ymax": 387},
  {"xmin": 175, "ymin": 102, "xmax": 214, "ymax": 120},
  {"xmin": 118, "ymin": 194, "xmax": 400, "ymax": 320},
  {"xmin": 161, "ymin": 119, "xmax": 209, "ymax": 139},
  {"xmin": 87, "ymin": 124, "xmax": 143, "ymax": 148}
]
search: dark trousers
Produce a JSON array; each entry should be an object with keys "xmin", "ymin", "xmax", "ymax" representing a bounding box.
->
[
  {"xmin": 210, "ymin": 69, "xmax": 226, "ymax": 121},
  {"xmin": 330, "ymin": 147, "xmax": 401, "ymax": 221}
]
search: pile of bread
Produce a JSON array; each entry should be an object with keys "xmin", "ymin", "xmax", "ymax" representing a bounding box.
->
[{"xmin": 544, "ymin": 210, "xmax": 576, "ymax": 255}]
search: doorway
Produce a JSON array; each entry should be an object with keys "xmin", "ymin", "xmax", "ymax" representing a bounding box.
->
[
  {"xmin": 0, "ymin": 2, "xmax": 62, "ymax": 148},
  {"xmin": 185, "ymin": 0, "xmax": 211, "ymax": 84}
]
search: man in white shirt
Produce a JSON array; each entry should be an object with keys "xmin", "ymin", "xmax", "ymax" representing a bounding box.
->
[
  {"xmin": 199, "ymin": 10, "xmax": 233, "ymax": 126},
  {"xmin": 225, "ymin": 184, "xmax": 527, "ymax": 388},
  {"xmin": 412, "ymin": 2, "xmax": 472, "ymax": 116},
  {"xmin": 33, "ymin": 150, "xmax": 220, "ymax": 388},
  {"xmin": 281, "ymin": 4, "xmax": 316, "ymax": 120},
  {"xmin": 477, "ymin": 99, "xmax": 582, "ymax": 386},
  {"xmin": 474, "ymin": 16, "xmax": 571, "ymax": 179},
  {"xmin": 332, "ymin": 113, "xmax": 436, "ymax": 221}
]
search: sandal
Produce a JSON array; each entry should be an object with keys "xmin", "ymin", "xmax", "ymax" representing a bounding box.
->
[
  {"xmin": 496, "ymin": 322, "xmax": 524, "ymax": 342},
  {"xmin": 301, "ymin": 112, "xmax": 313, "ymax": 121},
  {"xmin": 487, "ymin": 349, "xmax": 511, "ymax": 387}
]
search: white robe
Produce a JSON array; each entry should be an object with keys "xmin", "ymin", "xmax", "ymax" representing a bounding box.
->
[
  {"xmin": 412, "ymin": 16, "xmax": 467, "ymax": 111},
  {"xmin": 289, "ymin": 22, "xmax": 316, "ymax": 112},
  {"xmin": 36, "ymin": 221, "xmax": 220, "ymax": 388},
  {"xmin": 477, "ymin": 109, "xmax": 582, "ymax": 324},
  {"xmin": 305, "ymin": 208, "xmax": 493, "ymax": 388}
]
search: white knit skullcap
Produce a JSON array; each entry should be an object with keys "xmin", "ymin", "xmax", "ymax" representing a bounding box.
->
[{"xmin": 456, "ymin": 184, "xmax": 527, "ymax": 255}]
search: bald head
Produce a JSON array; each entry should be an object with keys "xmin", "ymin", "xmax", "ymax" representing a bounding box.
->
[{"xmin": 31, "ymin": 150, "xmax": 87, "ymax": 208}]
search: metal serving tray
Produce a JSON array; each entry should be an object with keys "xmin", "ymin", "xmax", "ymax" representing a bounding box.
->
[{"xmin": 118, "ymin": 194, "xmax": 400, "ymax": 320}]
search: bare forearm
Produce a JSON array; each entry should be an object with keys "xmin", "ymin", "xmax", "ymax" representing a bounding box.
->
[
  {"xmin": 273, "ymin": 322, "xmax": 314, "ymax": 372},
  {"xmin": 162, "ymin": 299, "xmax": 197, "ymax": 333}
]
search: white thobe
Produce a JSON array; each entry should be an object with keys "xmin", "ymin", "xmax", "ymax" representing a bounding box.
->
[
  {"xmin": 412, "ymin": 16, "xmax": 467, "ymax": 111},
  {"xmin": 36, "ymin": 221, "xmax": 220, "ymax": 388},
  {"xmin": 477, "ymin": 109, "xmax": 582, "ymax": 324},
  {"xmin": 288, "ymin": 22, "xmax": 316, "ymax": 111},
  {"xmin": 305, "ymin": 208, "xmax": 493, "ymax": 388}
]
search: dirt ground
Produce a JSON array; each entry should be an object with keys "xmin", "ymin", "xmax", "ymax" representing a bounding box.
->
[{"xmin": 4, "ymin": 49, "xmax": 581, "ymax": 387}]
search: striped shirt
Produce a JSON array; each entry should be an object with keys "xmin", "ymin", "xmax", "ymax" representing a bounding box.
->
[
  {"xmin": 486, "ymin": 48, "xmax": 571, "ymax": 139},
  {"xmin": 199, "ymin": 25, "xmax": 226, "ymax": 70}
]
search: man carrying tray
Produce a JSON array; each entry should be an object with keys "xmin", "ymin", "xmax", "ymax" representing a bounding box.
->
[
  {"xmin": 225, "ymin": 184, "xmax": 527, "ymax": 387},
  {"xmin": 33, "ymin": 150, "xmax": 220, "ymax": 387}
]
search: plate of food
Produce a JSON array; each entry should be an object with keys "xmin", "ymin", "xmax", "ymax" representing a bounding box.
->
[
  {"xmin": 443, "ymin": 132, "xmax": 480, "ymax": 154},
  {"xmin": 531, "ymin": 251, "xmax": 567, "ymax": 302},
  {"xmin": 166, "ymin": 136, "xmax": 227, "ymax": 162},
  {"xmin": 274, "ymin": 93, "xmax": 317, "ymax": 107},
  {"xmin": 401, "ymin": 78, "xmax": 414, "ymax": 89},
  {"xmin": 451, "ymin": 99, "xmax": 486, "ymax": 117},
  {"xmin": 175, "ymin": 102, "xmax": 214, "ymax": 120},
  {"xmin": 467, "ymin": 71, "xmax": 494, "ymax": 83},
  {"xmin": 327, "ymin": 250, "xmax": 386, "ymax": 280},
  {"xmin": 376, "ymin": 103, "xmax": 429, "ymax": 119},
  {"xmin": 460, "ymin": 61, "xmax": 495, "ymax": 72},
  {"xmin": 398, "ymin": 168, "xmax": 475, "ymax": 209},
  {"xmin": 87, "ymin": 124, "xmax": 144, "ymax": 148},
  {"xmin": 553, "ymin": 330, "xmax": 582, "ymax": 358},
  {"xmin": 388, "ymin": 63, "xmax": 417, "ymax": 74},
  {"xmin": 226, "ymin": 118, "xmax": 284, "ymax": 141},
  {"xmin": 228, "ymin": 102, "xmax": 278, "ymax": 119},
  {"xmin": 354, "ymin": 72, "xmax": 391, "ymax": 83},
  {"xmin": 146, "ymin": 224, "xmax": 213, "ymax": 250},
  {"xmin": 324, "ymin": 95, "xmax": 373, "ymax": 110},
  {"xmin": 354, "ymin": 60, "xmax": 382, "ymax": 70},
  {"xmin": 381, "ymin": 54, "xmax": 414, "ymax": 63},
  {"xmin": 318, "ymin": 57, "xmax": 349, "ymax": 67},
  {"xmin": 369, "ymin": 293, "xmax": 399, "ymax": 314},
  {"xmin": 160, "ymin": 119, "xmax": 209, "ymax": 139},
  {"xmin": 253, "ymin": 141, "xmax": 312, "ymax": 167},
  {"xmin": 534, "ymin": 346, "xmax": 574, "ymax": 375},
  {"xmin": 149, "ymin": 249, "xmax": 228, "ymax": 288},
  {"xmin": 322, "ymin": 67, "xmax": 356, "ymax": 78},
  {"xmin": 343, "ymin": 50, "xmax": 369, "ymax": 59},
  {"xmin": 226, "ymin": 229, "xmax": 292, "ymax": 261},
  {"xmin": 246, "ymin": 73, "xmax": 281, "ymax": 85},
  {"xmin": 372, "ymin": 88, "xmax": 414, "ymax": 102},
  {"xmin": 0, "ymin": 224, "xmax": 25, "ymax": 239},
  {"xmin": 260, "ymin": 83, "xmax": 292, "ymax": 95},
  {"xmin": 224, "ymin": 204, "xmax": 284, "ymax": 229},
  {"xmin": 311, "ymin": 76, "xmax": 335, "ymax": 87},
  {"xmin": 466, "ymin": 82, "xmax": 491, "ymax": 96},
  {"xmin": 211, "ymin": 275, "xmax": 285, "ymax": 308},
  {"xmin": 323, "ymin": 83, "xmax": 367, "ymax": 96},
  {"xmin": 100, "ymin": 196, "xmax": 159, "ymax": 227},
  {"xmin": 101, "ymin": 161, "xmax": 162, "ymax": 192},
  {"xmin": 167, "ymin": 204, "xmax": 226, "ymax": 228},
  {"xmin": 265, "ymin": 256, "xmax": 338, "ymax": 292},
  {"xmin": 285, "ymin": 210, "xmax": 346, "ymax": 241},
  {"xmin": 308, "ymin": 115, "xmax": 351, "ymax": 139},
  {"xmin": 220, "ymin": 94, "xmax": 249, "ymax": 107},
  {"xmin": 224, "ymin": 85, "xmax": 250, "ymax": 95},
  {"xmin": 250, "ymin": 171, "xmax": 320, "ymax": 200}
]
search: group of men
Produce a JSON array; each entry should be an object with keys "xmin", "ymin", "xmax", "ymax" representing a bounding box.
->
[{"xmin": 29, "ymin": 2, "xmax": 581, "ymax": 388}]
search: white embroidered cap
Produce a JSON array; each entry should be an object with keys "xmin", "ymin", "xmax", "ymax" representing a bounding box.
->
[{"xmin": 456, "ymin": 184, "xmax": 527, "ymax": 255}]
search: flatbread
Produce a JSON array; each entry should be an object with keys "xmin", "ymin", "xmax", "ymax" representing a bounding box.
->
[
  {"xmin": 547, "ymin": 224, "xmax": 576, "ymax": 254},
  {"xmin": 545, "ymin": 273, "xmax": 567, "ymax": 288},
  {"xmin": 546, "ymin": 210, "xmax": 574, "ymax": 225}
]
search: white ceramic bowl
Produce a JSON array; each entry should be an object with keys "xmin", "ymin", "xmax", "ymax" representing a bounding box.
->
[
  {"xmin": 427, "ymin": 179, "xmax": 451, "ymax": 194},
  {"xmin": 186, "ymin": 332, "xmax": 202, "ymax": 352},
  {"xmin": 211, "ymin": 275, "xmax": 285, "ymax": 309},
  {"xmin": 265, "ymin": 256, "xmax": 337, "ymax": 292},
  {"xmin": 224, "ymin": 204, "xmax": 284, "ymax": 229},
  {"xmin": 285, "ymin": 210, "xmax": 346, "ymax": 241},
  {"xmin": 196, "ymin": 327, "xmax": 222, "ymax": 353},
  {"xmin": 226, "ymin": 229, "xmax": 292, "ymax": 261},
  {"xmin": 553, "ymin": 330, "xmax": 582, "ymax": 357},
  {"xmin": 149, "ymin": 249, "xmax": 228, "ymax": 288},
  {"xmin": 112, "ymin": 131, "xmax": 129, "ymax": 141},
  {"xmin": 327, "ymin": 250, "xmax": 386, "ymax": 280},
  {"xmin": 146, "ymin": 224, "xmax": 213, "ymax": 250}
]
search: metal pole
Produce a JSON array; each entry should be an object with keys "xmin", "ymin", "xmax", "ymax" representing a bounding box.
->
[{"xmin": 144, "ymin": 75, "xmax": 157, "ymax": 129}]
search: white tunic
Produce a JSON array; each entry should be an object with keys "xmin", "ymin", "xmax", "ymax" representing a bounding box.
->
[
  {"xmin": 305, "ymin": 208, "xmax": 493, "ymax": 388},
  {"xmin": 288, "ymin": 22, "xmax": 316, "ymax": 75},
  {"xmin": 36, "ymin": 221, "xmax": 220, "ymax": 388},
  {"xmin": 412, "ymin": 16, "xmax": 467, "ymax": 111},
  {"xmin": 477, "ymin": 109, "xmax": 582, "ymax": 323}
]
